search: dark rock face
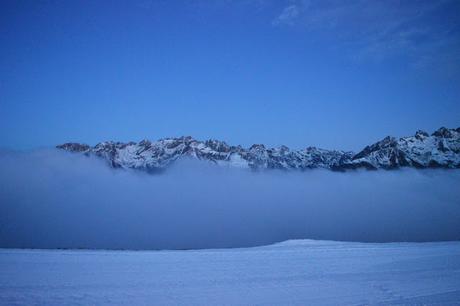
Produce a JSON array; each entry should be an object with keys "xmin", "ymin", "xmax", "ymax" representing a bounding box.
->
[
  {"xmin": 56, "ymin": 143, "xmax": 90, "ymax": 152},
  {"xmin": 352, "ymin": 136, "xmax": 397, "ymax": 161},
  {"xmin": 415, "ymin": 130, "xmax": 429, "ymax": 139},
  {"xmin": 56, "ymin": 127, "xmax": 460, "ymax": 172},
  {"xmin": 432, "ymin": 127, "xmax": 453, "ymax": 138}
]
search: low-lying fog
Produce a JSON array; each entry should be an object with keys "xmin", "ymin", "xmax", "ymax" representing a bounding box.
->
[{"xmin": 0, "ymin": 149, "xmax": 459, "ymax": 250}]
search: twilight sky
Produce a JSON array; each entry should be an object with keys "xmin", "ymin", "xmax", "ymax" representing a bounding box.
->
[{"xmin": 1, "ymin": 0, "xmax": 459, "ymax": 151}]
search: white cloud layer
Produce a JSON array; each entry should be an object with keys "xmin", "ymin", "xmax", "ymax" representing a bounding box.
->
[{"xmin": 0, "ymin": 149, "xmax": 459, "ymax": 250}]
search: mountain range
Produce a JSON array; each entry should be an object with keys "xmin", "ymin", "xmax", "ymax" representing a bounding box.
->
[{"xmin": 57, "ymin": 127, "xmax": 460, "ymax": 172}]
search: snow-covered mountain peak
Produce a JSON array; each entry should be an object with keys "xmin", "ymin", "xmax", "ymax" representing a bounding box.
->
[
  {"xmin": 57, "ymin": 127, "xmax": 460, "ymax": 172},
  {"xmin": 346, "ymin": 127, "xmax": 460, "ymax": 169}
]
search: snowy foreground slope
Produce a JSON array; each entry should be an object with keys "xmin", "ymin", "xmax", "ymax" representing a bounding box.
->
[
  {"xmin": 57, "ymin": 126, "xmax": 460, "ymax": 172},
  {"xmin": 1, "ymin": 240, "xmax": 460, "ymax": 305}
]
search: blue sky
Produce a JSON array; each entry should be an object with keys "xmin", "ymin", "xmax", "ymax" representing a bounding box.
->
[{"xmin": 1, "ymin": 0, "xmax": 459, "ymax": 151}]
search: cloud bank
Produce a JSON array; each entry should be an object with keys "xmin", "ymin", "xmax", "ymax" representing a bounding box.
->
[{"xmin": 0, "ymin": 149, "xmax": 459, "ymax": 250}]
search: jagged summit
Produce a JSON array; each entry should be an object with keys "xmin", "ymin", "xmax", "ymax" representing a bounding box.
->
[
  {"xmin": 345, "ymin": 127, "xmax": 460, "ymax": 170},
  {"xmin": 57, "ymin": 127, "xmax": 460, "ymax": 172}
]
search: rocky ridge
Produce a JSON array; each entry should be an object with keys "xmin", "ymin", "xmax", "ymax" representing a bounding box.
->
[{"xmin": 57, "ymin": 127, "xmax": 460, "ymax": 172}]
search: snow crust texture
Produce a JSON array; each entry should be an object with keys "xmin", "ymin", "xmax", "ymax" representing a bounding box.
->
[
  {"xmin": 1, "ymin": 240, "xmax": 460, "ymax": 305},
  {"xmin": 57, "ymin": 127, "xmax": 460, "ymax": 171}
]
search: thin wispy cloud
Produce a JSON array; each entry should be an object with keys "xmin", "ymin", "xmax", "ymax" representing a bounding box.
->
[
  {"xmin": 272, "ymin": 4, "xmax": 300, "ymax": 26},
  {"xmin": 272, "ymin": 0, "xmax": 460, "ymax": 69}
]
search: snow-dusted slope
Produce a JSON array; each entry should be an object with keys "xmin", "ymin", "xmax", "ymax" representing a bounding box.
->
[
  {"xmin": 1, "ymin": 240, "xmax": 460, "ymax": 305},
  {"xmin": 57, "ymin": 127, "xmax": 460, "ymax": 171},
  {"xmin": 57, "ymin": 136, "xmax": 353, "ymax": 171},
  {"xmin": 344, "ymin": 127, "xmax": 460, "ymax": 169}
]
